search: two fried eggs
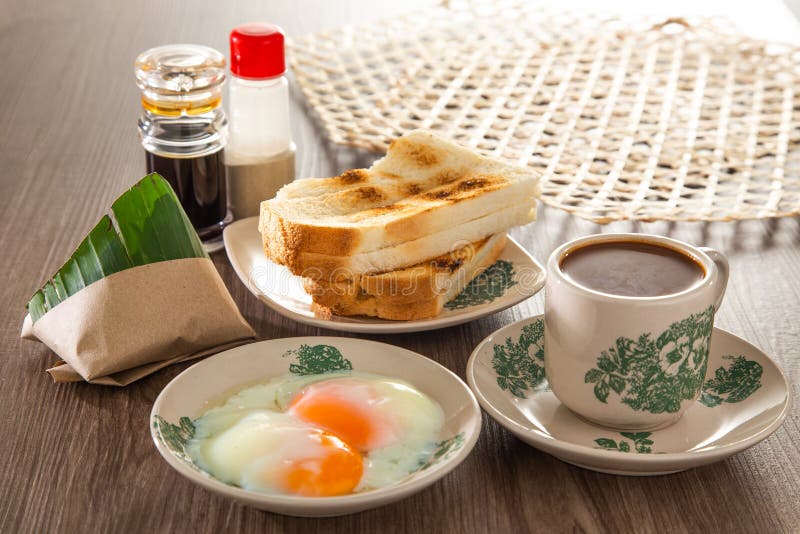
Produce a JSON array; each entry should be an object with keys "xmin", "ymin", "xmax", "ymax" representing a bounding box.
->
[{"xmin": 186, "ymin": 372, "xmax": 444, "ymax": 497}]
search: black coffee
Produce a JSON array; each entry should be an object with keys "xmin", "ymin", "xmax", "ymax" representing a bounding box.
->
[{"xmin": 559, "ymin": 240, "xmax": 705, "ymax": 297}]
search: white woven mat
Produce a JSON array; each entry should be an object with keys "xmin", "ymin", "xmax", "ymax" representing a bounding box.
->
[{"xmin": 288, "ymin": 1, "xmax": 800, "ymax": 223}]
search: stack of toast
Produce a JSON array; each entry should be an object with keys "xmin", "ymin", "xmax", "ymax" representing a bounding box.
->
[{"xmin": 259, "ymin": 130, "xmax": 540, "ymax": 320}]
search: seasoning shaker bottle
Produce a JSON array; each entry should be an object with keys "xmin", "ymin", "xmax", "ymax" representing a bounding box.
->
[
  {"xmin": 135, "ymin": 44, "xmax": 232, "ymax": 252},
  {"xmin": 226, "ymin": 23, "xmax": 296, "ymax": 219}
]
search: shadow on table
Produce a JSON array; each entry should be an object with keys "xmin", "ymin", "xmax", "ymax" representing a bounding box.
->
[{"xmin": 495, "ymin": 427, "xmax": 785, "ymax": 531}]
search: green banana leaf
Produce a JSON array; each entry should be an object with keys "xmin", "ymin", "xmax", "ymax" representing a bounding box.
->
[{"xmin": 27, "ymin": 173, "xmax": 208, "ymax": 322}]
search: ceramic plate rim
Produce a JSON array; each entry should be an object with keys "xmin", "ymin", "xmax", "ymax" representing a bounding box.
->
[
  {"xmin": 150, "ymin": 337, "xmax": 482, "ymax": 512},
  {"xmin": 223, "ymin": 216, "xmax": 545, "ymax": 334},
  {"xmin": 466, "ymin": 314, "xmax": 791, "ymax": 468}
]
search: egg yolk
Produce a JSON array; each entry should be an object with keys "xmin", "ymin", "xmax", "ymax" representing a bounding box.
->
[
  {"xmin": 288, "ymin": 384, "xmax": 393, "ymax": 452},
  {"xmin": 280, "ymin": 432, "xmax": 363, "ymax": 497}
]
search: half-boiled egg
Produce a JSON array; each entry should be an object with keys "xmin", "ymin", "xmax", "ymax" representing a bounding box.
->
[{"xmin": 186, "ymin": 372, "xmax": 444, "ymax": 497}]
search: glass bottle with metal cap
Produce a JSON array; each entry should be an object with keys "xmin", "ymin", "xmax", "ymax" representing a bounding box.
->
[{"xmin": 135, "ymin": 44, "xmax": 232, "ymax": 251}]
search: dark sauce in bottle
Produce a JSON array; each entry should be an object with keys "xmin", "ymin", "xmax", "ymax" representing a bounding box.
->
[
  {"xmin": 135, "ymin": 44, "xmax": 231, "ymax": 250},
  {"xmin": 145, "ymin": 149, "xmax": 228, "ymax": 241}
]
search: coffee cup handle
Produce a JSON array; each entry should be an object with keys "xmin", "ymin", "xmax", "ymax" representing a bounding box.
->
[{"xmin": 699, "ymin": 247, "xmax": 729, "ymax": 311}]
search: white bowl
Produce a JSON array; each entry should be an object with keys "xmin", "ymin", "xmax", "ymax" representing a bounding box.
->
[{"xmin": 151, "ymin": 337, "xmax": 481, "ymax": 516}]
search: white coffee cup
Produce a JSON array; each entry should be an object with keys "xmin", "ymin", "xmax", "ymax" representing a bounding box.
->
[{"xmin": 544, "ymin": 233, "xmax": 729, "ymax": 430}]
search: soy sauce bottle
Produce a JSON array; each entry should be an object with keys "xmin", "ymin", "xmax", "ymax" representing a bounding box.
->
[{"xmin": 135, "ymin": 44, "xmax": 232, "ymax": 251}]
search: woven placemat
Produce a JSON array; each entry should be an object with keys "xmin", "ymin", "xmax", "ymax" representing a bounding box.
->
[{"xmin": 288, "ymin": 1, "xmax": 800, "ymax": 223}]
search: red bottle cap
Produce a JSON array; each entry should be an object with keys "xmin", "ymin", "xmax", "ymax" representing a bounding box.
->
[{"xmin": 229, "ymin": 23, "xmax": 286, "ymax": 79}]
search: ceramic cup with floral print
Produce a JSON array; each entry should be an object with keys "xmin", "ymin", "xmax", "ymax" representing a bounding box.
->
[{"xmin": 544, "ymin": 233, "xmax": 729, "ymax": 430}]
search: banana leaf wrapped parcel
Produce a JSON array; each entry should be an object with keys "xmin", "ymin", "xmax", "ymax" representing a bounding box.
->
[{"xmin": 21, "ymin": 174, "xmax": 256, "ymax": 386}]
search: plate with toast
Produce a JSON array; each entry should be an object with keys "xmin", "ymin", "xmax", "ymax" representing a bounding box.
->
[{"xmin": 225, "ymin": 130, "xmax": 545, "ymax": 333}]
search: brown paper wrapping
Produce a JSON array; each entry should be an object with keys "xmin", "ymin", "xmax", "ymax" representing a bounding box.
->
[{"xmin": 21, "ymin": 257, "xmax": 256, "ymax": 386}]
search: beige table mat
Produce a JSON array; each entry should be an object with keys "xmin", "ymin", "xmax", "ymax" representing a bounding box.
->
[{"xmin": 288, "ymin": 1, "xmax": 800, "ymax": 223}]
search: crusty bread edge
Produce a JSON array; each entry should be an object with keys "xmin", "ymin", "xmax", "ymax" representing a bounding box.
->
[
  {"xmin": 310, "ymin": 299, "xmax": 445, "ymax": 322},
  {"xmin": 312, "ymin": 299, "xmax": 444, "ymax": 321},
  {"xmin": 259, "ymin": 204, "xmax": 361, "ymax": 265},
  {"xmin": 304, "ymin": 234, "xmax": 507, "ymax": 305},
  {"xmin": 308, "ymin": 233, "xmax": 508, "ymax": 320},
  {"xmin": 259, "ymin": 177, "xmax": 534, "ymax": 261},
  {"xmin": 274, "ymin": 203, "xmax": 535, "ymax": 279}
]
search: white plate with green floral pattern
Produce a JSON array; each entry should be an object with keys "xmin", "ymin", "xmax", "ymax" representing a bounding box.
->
[
  {"xmin": 466, "ymin": 314, "xmax": 790, "ymax": 476},
  {"xmin": 223, "ymin": 217, "xmax": 545, "ymax": 333},
  {"xmin": 151, "ymin": 337, "xmax": 481, "ymax": 516}
]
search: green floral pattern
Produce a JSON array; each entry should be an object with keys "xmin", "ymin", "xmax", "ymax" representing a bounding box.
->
[
  {"xmin": 584, "ymin": 306, "xmax": 715, "ymax": 414},
  {"xmin": 415, "ymin": 433, "xmax": 466, "ymax": 471},
  {"xmin": 492, "ymin": 319, "xmax": 547, "ymax": 398},
  {"xmin": 699, "ymin": 355, "xmax": 763, "ymax": 407},
  {"xmin": 284, "ymin": 344, "xmax": 353, "ymax": 375},
  {"xmin": 154, "ymin": 415, "xmax": 195, "ymax": 452},
  {"xmin": 445, "ymin": 260, "xmax": 517, "ymax": 310},
  {"xmin": 594, "ymin": 432, "xmax": 654, "ymax": 453},
  {"xmin": 153, "ymin": 415, "xmax": 199, "ymax": 469}
]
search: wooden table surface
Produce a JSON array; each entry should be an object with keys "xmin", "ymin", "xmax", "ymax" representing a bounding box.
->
[{"xmin": 2, "ymin": 1, "xmax": 798, "ymax": 532}]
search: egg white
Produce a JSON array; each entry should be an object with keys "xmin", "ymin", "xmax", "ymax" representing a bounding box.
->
[{"xmin": 186, "ymin": 372, "xmax": 445, "ymax": 495}]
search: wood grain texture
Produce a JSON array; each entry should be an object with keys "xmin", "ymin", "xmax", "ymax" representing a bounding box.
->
[{"xmin": 0, "ymin": 1, "xmax": 797, "ymax": 533}]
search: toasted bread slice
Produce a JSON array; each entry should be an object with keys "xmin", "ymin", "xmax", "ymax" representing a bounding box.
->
[
  {"xmin": 310, "ymin": 298, "xmax": 445, "ymax": 322},
  {"xmin": 270, "ymin": 202, "xmax": 532, "ymax": 279},
  {"xmin": 305, "ymin": 233, "xmax": 507, "ymax": 320},
  {"xmin": 305, "ymin": 234, "xmax": 507, "ymax": 305},
  {"xmin": 260, "ymin": 130, "xmax": 539, "ymax": 267}
]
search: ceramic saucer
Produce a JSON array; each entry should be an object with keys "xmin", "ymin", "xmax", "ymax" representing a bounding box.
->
[
  {"xmin": 151, "ymin": 337, "xmax": 481, "ymax": 516},
  {"xmin": 223, "ymin": 217, "xmax": 545, "ymax": 334},
  {"xmin": 466, "ymin": 314, "xmax": 790, "ymax": 475}
]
